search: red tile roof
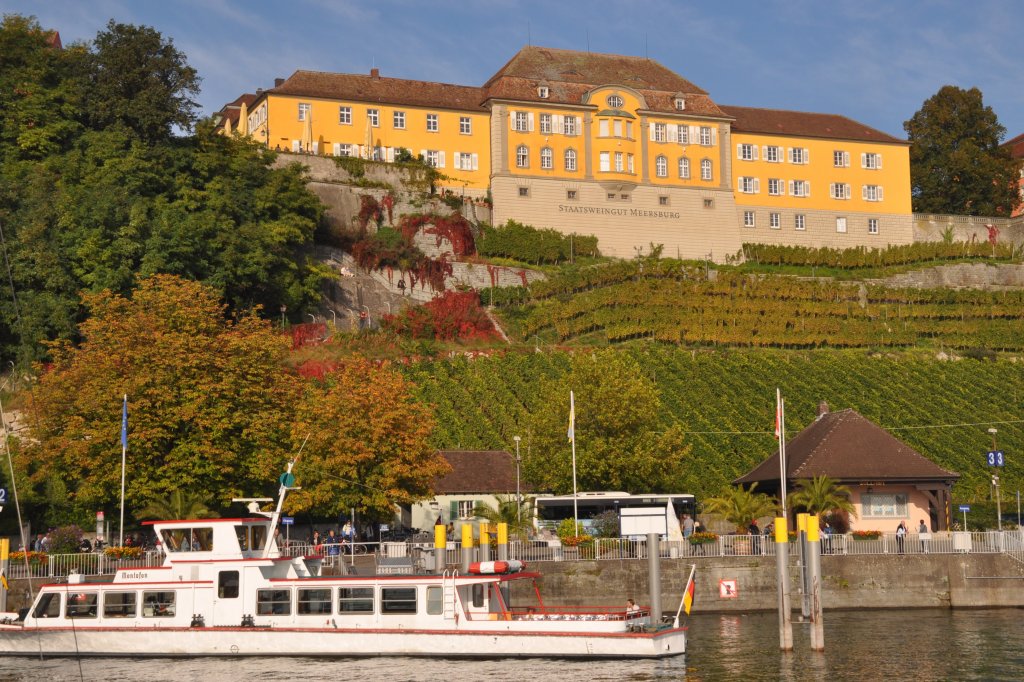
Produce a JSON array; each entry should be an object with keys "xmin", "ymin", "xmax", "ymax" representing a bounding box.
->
[
  {"xmin": 722, "ymin": 105, "xmax": 906, "ymax": 144},
  {"xmin": 1002, "ymin": 132, "xmax": 1024, "ymax": 159},
  {"xmin": 734, "ymin": 407, "xmax": 959, "ymax": 486},
  {"xmin": 215, "ymin": 93, "xmax": 258, "ymax": 128},
  {"xmin": 270, "ymin": 70, "xmax": 487, "ymax": 112},
  {"xmin": 432, "ymin": 450, "xmax": 534, "ymax": 494}
]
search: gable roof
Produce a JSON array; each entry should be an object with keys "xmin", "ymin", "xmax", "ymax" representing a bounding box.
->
[
  {"xmin": 269, "ymin": 70, "xmax": 487, "ymax": 112},
  {"xmin": 432, "ymin": 450, "xmax": 532, "ymax": 494},
  {"xmin": 215, "ymin": 93, "xmax": 257, "ymax": 128},
  {"xmin": 734, "ymin": 407, "xmax": 959, "ymax": 486},
  {"xmin": 721, "ymin": 105, "xmax": 906, "ymax": 145}
]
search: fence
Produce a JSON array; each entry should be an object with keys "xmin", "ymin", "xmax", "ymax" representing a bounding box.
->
[{"xmin": 5, "ymin": 551, "xmax": 164, "ymax": 580}]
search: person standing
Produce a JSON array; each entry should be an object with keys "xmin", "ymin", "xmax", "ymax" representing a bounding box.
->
[
  {"xmin": 918, "ymin": 519, "xmax": 930, "ymax": 553},
  {"xmin": 325, "ymin": 529, "xmax": 340, "ymax": 556},
  {"xmin": 748, "ymin": 519, "xmax": 761, "ymax": 555},
  {"xmin": 896, "ymin": 521, "xmax": 907, "ymax": 554}
]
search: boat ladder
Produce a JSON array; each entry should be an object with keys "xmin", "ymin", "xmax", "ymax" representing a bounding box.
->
[{"xmin": 442, "ymin": 569, "xmax": 458, "ymax": 621}]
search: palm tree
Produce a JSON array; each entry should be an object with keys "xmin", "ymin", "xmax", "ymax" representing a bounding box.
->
[
  {"xmin": 137, "ymin": 489, "xmax": 219, "ymax": 521},
  {"xmin": 471, "ymin": 494, "xmax": 534, "ymax": 540},
  {"xmin": 787, "ymin": 475, "xmax": 857, "ymax": 522},
  {"xmin": 701, "ymin": 483, "xmax": 778, "ymax": 533}
]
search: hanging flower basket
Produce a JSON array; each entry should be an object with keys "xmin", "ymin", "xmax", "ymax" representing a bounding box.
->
[
  {"xmin": 851, "ymin": 530, "xmax": 882, "ymax": 540},
  {"xmin": 104, "ymin": 546, "xmax": 143, "ymax": 560}
]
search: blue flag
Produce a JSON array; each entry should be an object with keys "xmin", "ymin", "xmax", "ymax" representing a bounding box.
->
[{"xmin": 121, "ymin": 395, "xmax": 128, "ymax": 449}]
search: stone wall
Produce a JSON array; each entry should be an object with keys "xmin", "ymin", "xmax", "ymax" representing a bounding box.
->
[
  {"xmin": 875, "ymin": 263, "xmax": 1024, "ymax": 290},
  {"xmin": 913, "ymin": 213, "xmax": 1024, "ymax": 247}
]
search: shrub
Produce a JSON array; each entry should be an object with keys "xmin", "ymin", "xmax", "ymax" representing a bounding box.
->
[
  {"xmin": 104, "ymin": 546, "xmax": 143, "ymax": 559},
  {"xmin": 851, "ymin": 530, "xmax": 882, "ymax": 540},
  {"xmin": 47, "ymin": 525, "xmax": 84, "ymax": 554},
  {"xmin": 689, "ymin": 532, "xmax": 718, "ymax": 545},
  {"xmin": 383, "ymin": 291, "xmax": 498, "ymax": 341},
  {"xmin": 555, "ymin": 518, "xmax": 591, "ymax": 545}
]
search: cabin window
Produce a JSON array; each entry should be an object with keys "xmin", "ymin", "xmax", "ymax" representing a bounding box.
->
[
  {"xmin": 380, "ymin": 587, "xmax": 417, "ymax": 614},
  {"xmin": 257, "ymin": 589, "xmax": 291, "ymax": 616},
  {"xmin": 251, "ymin": 525, "xmax": 268, "ymax": 551},
  {"xmin": 298, "ymin": 588, "xmax": 332, "ymax": 615},
  {"xmin": 472, "ymin": 584, "xmax": 485, "ymax": 608},
  {"xmin": 33, "ymin": 593, "xmax": 61, "ymax": 618},
  {"xmin": 192, "ymin": 527, "xmax": 213, "ymax": 551},
  {"xmin": 236, "ymin": 526, "xmax": 249, "ymax": 551},
  {"xmin": 104, "ymin": 591, "xmax": 137, "ymax": 618},
  {"xmin": 338, "ymin": 587, "xmax": 374, "ymax": 614},
  {"xmin": 142, "ymin": 591, "xmax": 176, "ymax": 618},
  {"xmin": 161, "ymin": 527, "xmax": 213, "ymax": 552},
  {"xmin": 218, "ymin": 571, "xmax": 239, "ymax": 599},
  {"xmin": 66, "ymin": 592, "xmax": 98, "ymax": 618},
  {"xmin": 426, "ymin": 586, "xmax": 443, "ymax": 615}
]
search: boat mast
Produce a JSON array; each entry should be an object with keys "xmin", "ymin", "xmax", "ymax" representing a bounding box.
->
[{"xmin": 263, "ymin": 434, "xmax": 307, "ymax": 558}]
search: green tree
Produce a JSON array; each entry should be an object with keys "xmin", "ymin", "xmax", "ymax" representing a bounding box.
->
[
  {"xmin": 787, "ymin": 475, "xmax": 857, "ymax": 521},
  {"xmin": 137, "ymin": 489, "xmax": 218, "ymax": 521},
  {"xmin": 471, "ymin": 494, "xmax": 534, "ymax": 540},
  {"xmin": 522, "ymin": 349, "xmax": 690, "ymax": 495},
  {"xmin": 904, "ymin": 85, "xmax": 1022, "ymax": 215},
  {"xmin": 702, "ymin": 483, "xmax": 778, "ymax": 534}
]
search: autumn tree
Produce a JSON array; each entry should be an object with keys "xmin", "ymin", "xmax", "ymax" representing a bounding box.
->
[
  {"xmin": 287, "ymin": 358, "xmax": 450, "ymax": 519},
  {"xmin": 521, "ymin": 349, "xmax": 690, "ymax": 497},
  {"xmin": 904, "ymin": 85, "xmax": 1022, "ymax": 215},
  {"xmin": 19, "ymin": 275, "xmax": 300, "ymax": 523}
]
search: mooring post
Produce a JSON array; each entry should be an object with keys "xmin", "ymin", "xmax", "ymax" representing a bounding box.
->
[
  {"xmin": 497, "ymin": 523, "xmax": 510, "ymax": 605},
  {"xmin": 479, "ymin": 522, "xmax": 491, "ymax": 562},
  {"xmin": 434, "ymin": 523, "xmax": 446, "ymax": 574},
  {"xmin": 807, "ymin": 521, "xmax": 824, "ymax": 650},
  {"xmin": 460, "ymin": 524, "xmax": 473, "ymax": 574},
  {"xmin": 647, "ymin": 532, "xmax": 662, "ymax": 623},
  {"xmin": 774, "ymin": 517, "xmax": 793, "ymax": 651},
  {"xmin": 797, "ymin": 513, "xmax": 811, "ymax": 619}
]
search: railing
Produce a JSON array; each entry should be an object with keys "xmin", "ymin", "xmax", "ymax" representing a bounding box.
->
[{"xmin": 5, "ymin": 550, "xmax": 165, "ymax": 580}]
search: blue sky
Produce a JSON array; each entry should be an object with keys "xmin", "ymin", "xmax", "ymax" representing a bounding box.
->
[{"xmin": 5, "ymin": 1, "xmax": 1024, "ymax": 140}]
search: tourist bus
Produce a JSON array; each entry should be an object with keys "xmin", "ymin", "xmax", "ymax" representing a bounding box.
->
[{"xmin": 533, "ymin": 492, "xmax": 697, "ymax": 540}]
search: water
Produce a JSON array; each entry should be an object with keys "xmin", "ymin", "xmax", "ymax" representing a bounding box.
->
[{"xmin": 2, "ymin": 609, "xmax": 1022, "ymax": 681}]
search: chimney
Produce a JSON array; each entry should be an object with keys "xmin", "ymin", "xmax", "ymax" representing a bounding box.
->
[
  {"xmin": 274, "ymin": 78, "xmax": 284, "ymax": 88},
  {"xmin": 370, "ymin": 67, "xmax": 380, "ymax": 79},
  {"xmin": 817, "ymin": 401, "xmax": 830, "ymax": 419}
]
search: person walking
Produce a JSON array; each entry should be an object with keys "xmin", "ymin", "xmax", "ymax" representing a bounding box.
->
[{"xmin": 896, "ymin": 521, "xmax": 907, "ymax": 554}]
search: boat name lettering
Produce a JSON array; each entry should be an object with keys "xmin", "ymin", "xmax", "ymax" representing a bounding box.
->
[{"xmin": 123, "ymin": 572, "xmax": 149, "ymax": 579}]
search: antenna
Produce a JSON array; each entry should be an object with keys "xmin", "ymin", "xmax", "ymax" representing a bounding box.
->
[
  {"xmin": 527, "ymin": 21, "xmax": 531, "ymax": 46},
  {"xmin": 586, "ymin": 29, "xmax": 590, "ymax": 53},
  {"xmin": 645, "ymin": 33, "xmax": 649, "ymax": 59}
]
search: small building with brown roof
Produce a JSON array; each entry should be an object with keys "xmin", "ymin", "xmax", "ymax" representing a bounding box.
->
[{"xmin": 734, "ymin": 402, "xmax": 959, "ymax": 531}]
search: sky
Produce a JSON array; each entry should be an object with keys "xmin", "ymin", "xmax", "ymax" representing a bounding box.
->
[{"xmin": 4, "ymin": 0, "xmax": 1024, "ymax": 141}]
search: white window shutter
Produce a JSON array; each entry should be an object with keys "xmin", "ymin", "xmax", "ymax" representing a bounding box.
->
[
  {"xmin": 878, "ymin": 186, "xmax": 884, "ymax": 201},
  {"xmin": 472, "ymin": 153, "xmax": 479, "ymax": 170},
  {"xmin": 438, "ymin": 151, "xmax": 446, "ymax": 168},
  {"xmin": 527, "ymin": 113, "xmax": 534, "ymax": 131},
  {"xmin": 844, "ymin": 151, "xmax": 850, "ymax": 167},
  {"xmin": 292, "ymin": 140, "xmax": 300, "ymax": 152},
  {"xmin": 553, "ymin": 115, "xmax": 562, "ymax": 133},
  {"xmin": 333, "ymin": 142, "xmax": 341, "ymax": 156},
  {"xmin": 711, "ymin": 128, "xmax": 717, "ymax": 145},
  {"xmin": 737, "ymin": 143, "xmax": 743, "ymax": 159},
  {"xmin": 386, "ymin": 147, "xmax": 394, "ymax": 162},
  {"xmin": 668, "ymin": 126, "xmax": 678, "ymax": 143},
  {"xmin": 788, "ymin": 147, "xmax": 794, "ymax": 163},
  {"xmin": 789, "ymin": 180, "xmax": 795, "ymax": 195},
  {"xmin": 752, "ymin": 145, "xmax": 759, "ymax": 160},
  {"xmin": 845, "ymin": 183, "xmax": 851, "ymax": 199},
  {"xmin": 861, "ymin": 185, "xmax": 867, "ymax": 200},
  {"xmin": 761, "ymin": 145, "xmax": 768, "ymax": 159},
  {"xmin": 803, "ymin": 148, "xmax": 809, "ymax": 164},
  {"xmin": 877, "ymin": 154, "xmax": 883, "ymax": 169},
  {"xmin": 754, "ymin": 178, "xmax": 760, "ymax": 194},
  {"xmin": 689, "ymin": 125, "xmax": 699, "ymax": 143},
  {"xmin": 454, "ymin": 152, "xmax": 462, "ymax": 170},
  {"xmin": 420, "ymin": 149, "xmax": 427, "ymax": 160},
  {"xmin": 860, "ymin": 152, "xmax": 867, "ymax": 168},
  {"xmin": 650, "ymin": 124, "xmax": 656, "ymax": 142},
  {"xmin": 805, "ymin": 181, "xmax": 810, "ymax": 197},
  {"xmin": 509, "ymin": 113, "xmax": 515, "ymax": 130},
  {"xmin": 830, "ymin": 183, "xmax": 836, "ymax": 199}
]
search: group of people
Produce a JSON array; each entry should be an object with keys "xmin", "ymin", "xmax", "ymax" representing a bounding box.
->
[
  {"xmin": 895, "ymin": 519, "xmax": 931, "ymax": 554},
  {"xmin": 308, "ymin": 521, "xmax": 359, "ymax": 556}
]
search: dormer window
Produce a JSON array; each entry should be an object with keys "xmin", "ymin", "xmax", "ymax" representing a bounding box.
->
[
  {"xmin": 675, "ymin": 97, "xmax": 686, "ymax": 111},
  {"xmin": 606, "ymin": 94, "xmax": 624, "ymax": 109},
  {"xmin": 538, "ymin": 86, "xmax": 549, "ymax": 99}
]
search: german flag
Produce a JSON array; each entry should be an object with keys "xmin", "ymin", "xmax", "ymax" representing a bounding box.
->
[{"xmin": 682, "ymin": 568, "xmax": 695, "ymax": 615}]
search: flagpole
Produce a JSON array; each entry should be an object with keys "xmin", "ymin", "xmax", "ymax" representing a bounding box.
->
[
  {"xmin": 570, "ymin": 391, "xmax": 579, "ymax": 526},
  {"xmin": 119, "ymin": 394, "xmax": 127, "ymax": 547},
  {"xmin": 777, "ymin": 388, "xmax": 787, "ymax": 520}
]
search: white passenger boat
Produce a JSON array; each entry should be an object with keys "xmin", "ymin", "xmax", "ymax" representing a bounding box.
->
[{"xmin": 0, "ymin": 472, "xmax": 686, "ymax": 659}]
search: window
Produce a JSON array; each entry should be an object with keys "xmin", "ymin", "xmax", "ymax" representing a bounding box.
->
[
  {"xmin": 615, "ymin": 152, "xmax": 623, "ymax": 172},
  {"xmin": 424, "ymin": 150, "xmax": 440, "ymax": 168},
  {"xmin": 863, "ymin": 185, "xmax": 883, "ymax": 201},
  {"xmin": 738, "ymin": 176, "xmax": 759, "ymax": 194},
  {"xmin": 678, "ymin": 157, "xmax": 690, "ymax": 179},
  {"xmin": 764, "ymin": 145, "xmax": 781, "ymax": 163},
  {"xmin": 393, "ymin": 111, "xmax": 405, "ymax": 129},
  {"xmin": 770, "ymin": 213, "xmax": 781, "ymax": 229},
  {"xmin": 66, "ymin": 592, "xmax": 98, "ymax": 618},
  {"xmin": 256, "ymin": 589, "xmax": 291, "ymax": 616},
  {"xmin": 162, "ymin": 526, "xmax": 214, "ymax": 552},
  {"xmin": 339, "ymin": 587, "xmax": 374, "ymax": 614},
  {"xmin": 298, "ymin": 588, "xmax": 332, "ymax": 615},
  {"xmin": 513, "ymin": 111, "xmax": 530, "ymax": 132},
  {"xmin": 540, "ymin": 114, "xmax": 552, "ymax": 134},
  {"xmin": 339, "ymin": 106, "xmax": 352, "ymax": 125},
  {"xmin": 564, "ymin": 148, "xmax": 577, "ymax": 171},
  {"xmin": 566, "ymin": 189, "xmax": 578, "ymax": 200},
  {"xmin": 142, "ymin": 591, "xmax": 176, "ymax": 618},
  {"xmin": 456, "ymin": 152, "xmax": 474, "ymax": 170},
  {"xmin": 677, "ymin": 125, "xmax": 688, "ymax": 144},
  {"xmin": 426, "ymin": 113, "xmax": 438, "ymax": 132},
  {"xmin": 607, "ymin": 94, "xmax": 624, "ymax": 108},
  {"xmin": 699, "ymin": 126, "xmax": 713, "ymax": 146},
  {"xmin": 563, "ymin": 116, "xmax": 578, "ymax": 135},
  {"xmin": 426, "ymin": 586, "xmax": 444, "ymax": 615},
  {"xmin": 833, "ymin": 150, "xmax": 849, "ymax": 167},
  {"xmin": 599, "ymin": 151, "xmax": 610, "ymax": 172},
  {"xmin": 613, "ymin": 120, "xmax": 623, "ymax": 137},
  {"xmin": 659, "ymin": 196, "xmax": 669, "ymax": 206},
  {"xmin": 218, "ymin": 571, "xmax": 239, "ymax": 599},
  {"xmin": 381, "ymin": 587, "xmax": 417, "ymax": 614},
  {"xmin": 836, "ymin": 217, "xmax": 848, "ymax": 233},
  {"xmin": 794, "ymin": 214, "xmax": 806, "ymax": 230},
  {"xmin": 700, "ymin": 159, "xmax": 712, "ymax": 180},
  {"xmin": 103, "ymin": 592, "xmax": 136, "ymax": 618},
  {"xmin": 472, "ymin": 584, "xmax": 485, "ymax": 608},
  {"xmin": 540, "ymin": 147, "xmax": 553, "ymax": 170},
  {"xmin": 598, "ymin": 119, "xmax": 609, "ymax": 137},
  {"xmin": 868, "ymin": 218, "xmax": 879, "ymax": 234},
  {"xmin": 738, "ymin": 143, "xmax": 757, "ymax": 161},
  {"xmin": 517, "ymin": 187, "xmax": 529, "ymax": 197},
  {"xmin": 768, "ymin": 178, "xmax": 784, "ymax": 196},
  {"xmin": 298, "ymin": 103, "xmax": 310, "ymax": 121},
  {"xmin": 830, "ymin": 183, "xmax": 851, "ymax": 200},
  {"xmin": 459, "ymin": 116, "xmax": 472, "ymax": 135},
  {"xmin": 33, "ymin": 593, "xmax": 61, "ymax": 619},
  {"xmin": 367, "ymin": 109, "xmax": 379, "ymax": 127},
  {"xmin": 538, "ymin": 86, "xmax": 549, "ymax": 98},
  {"xmin": 862, "ymin": 152, "xmax": 882, "ymax": 169},
  {"xmin": 703, "ymin": 198, "xmax": 714, "ymax": 209},
  {"xmin": 789, "ymin": 147, "xmax": 808, "ymax": 164},
  {"xmin": 675, "ymin": 97, "xmax": 685, "ymax": 111},
  {"xmin": 620, "ymin": 193, "xmax": 630, "ymax": 201},
  {"xmin": 652, "ymin": 123, "xmax": 667, "ymax": 143},
  {"xmin": 655, "ymin": 155, "xmax": 668, "ymax": 177},
  {"xmin": 516, "ymin": 145, "xmax": 529, "ymax": 168},
  {"xmin": 336, "ymin": 143, "xmax": 353, "ymax": 157},
  {"xmin": 862, "ymin": 493, "xmax": 908, "ymax": 518},
  {"xmin": 626, "ymin": 121, "xmax": 634, "ymax": 139},
  {"xmin": 607, "ymin": 193, "xmax": 617, "ymax": 200},
  {"xmin": 743, "ymin": 211, "xmax": 756, "ymax": 227},
  {"xmin": 790, "ymin": 180, "xmax": 809, "ymax": 197}
]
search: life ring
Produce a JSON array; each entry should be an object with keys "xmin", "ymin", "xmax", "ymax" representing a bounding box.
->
[{"xmin": 467, "ymin": 560, "xmax": 525, "ymax": 574}]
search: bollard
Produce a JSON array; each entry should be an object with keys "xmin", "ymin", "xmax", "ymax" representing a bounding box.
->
[
  {"xmin": 797, "ymin": 513, "xmax": 810, "ymax": 619},
  {"xmin": 434, "ymin": 524, "xmax": 446, "ymax": 574},
  {"xmin": 647, "ymin": 533, "xmax": 662, "ymax": 624},
  {"xmin": 460, "ymin": 524, "xmax": 473, "ymax": 574},
  {"xmin": 0, "ymin": 537, "xmax": 8, "ymax": 613},
  {"xmin": 807, "ymin": 521, "xmax": 824, "ymax": 651},
  {"xmin": 774, "ymin": 517, "xmax": 793, "ymax": 651},
  {"xmin": 479, "ymin": 522, "xmax": 491, "ymax": 562},
  {"xmin": 497, "ymin": 523, "xmax": 508, "ymax": 562}
]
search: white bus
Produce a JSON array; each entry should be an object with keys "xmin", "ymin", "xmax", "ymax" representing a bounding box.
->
[{"xmin": 533, "ymin": 492, "xmax": 697, "ymax": 540}]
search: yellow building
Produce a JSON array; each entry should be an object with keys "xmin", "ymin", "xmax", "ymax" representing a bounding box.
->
[{"xmin": 228, "ymin": 46, "xmax": 912, "ymax": 260}]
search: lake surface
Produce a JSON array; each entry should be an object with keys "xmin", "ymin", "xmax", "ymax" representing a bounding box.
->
[{"xmin": 2, "ymin": 609, "xmax": 1022, "ymax": 681}]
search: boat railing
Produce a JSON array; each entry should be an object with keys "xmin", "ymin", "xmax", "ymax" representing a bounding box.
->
[{"xmin": 5, "ymin": 549, "xmax": 165, "ymax": 580}]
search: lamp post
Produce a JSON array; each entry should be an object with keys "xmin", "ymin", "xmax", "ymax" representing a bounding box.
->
[
  {"xmin": 279, "ymin": 305, "xmax": 287, "ymax": 328},
  {"xmin": 513, "ymin": 436, "xmax": 522, "ymax": 526},
  {"xmin": 988, "ymin": 427, "xmax": 1002, "ymax": 531}
]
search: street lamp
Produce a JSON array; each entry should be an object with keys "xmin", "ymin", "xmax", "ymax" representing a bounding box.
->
[
  {"xmin": 513, "ymin": 436, "xmax": 522, "ymax": 526},
  {"xmin": 988, "ymin": 427, "xmax": 1002, "ymax": 531},
  {"xmin": 279, "ymin": 304, "xmax": 287, "ymax": 328}
]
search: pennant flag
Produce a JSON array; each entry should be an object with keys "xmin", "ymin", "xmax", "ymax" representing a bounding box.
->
[
  {"xmin": 567, "ymin": 391, "xmax": 575, "ymax": 443},
  {"xmin": 0, "ymin": 571, "xmax": 8, "ymax": 591},
  {"xmin": 683, "ymin": 570, "xmax": 695, "ymax": 615},
  {"xmin": 121, "ymin": 394, "xmax": 128, "ymax": 449},
  {"xmin": 774, "ymin": 404, "xmax": 781, "ymax": 440}
]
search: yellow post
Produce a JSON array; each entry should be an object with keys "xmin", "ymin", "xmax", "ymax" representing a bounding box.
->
[
  {"xmin": 797, "ymin": 513, "xmax": 808, "ymax": 533},
  {"xmin": 774, "ymin": 517, "xmax": 788, "ymax": 545},
  {"xmin": 806, "ymin": 522, "xmax": 819, "ymax": 543},
  {"xmin": 461, "ymin": 523, "xmax": 474, "ymax": 548},
  {"xmin": 0, "ymin": 537, "xmax": 8, "ymax": 561},
  {"xmin": 497, "ymin": 522, "xmax": 508, "ymax": 545},
  {"xmin": 434, "ymin": 524, "xmax": 446, "ymax": 549},
  {"xmin": 774, "ymin": 516, "xmax": 793, "ymax": 651}
]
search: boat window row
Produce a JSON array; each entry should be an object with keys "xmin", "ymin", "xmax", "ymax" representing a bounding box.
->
[
  {"xmin": 160, "ymin": 527, "xmax": 214, "ymax": 552},
  {"xmin": 256, "ymin": 585, "xmax": 447, "ymax": 616},
  {"xmin": 33, "ymin": 590, "xmax": 177, "ymax": 619}
]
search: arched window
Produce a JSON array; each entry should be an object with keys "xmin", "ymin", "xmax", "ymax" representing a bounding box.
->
[
  {"xmin": 564, "ymin": 148, "xmax": 577, "ymax": 172},
  {"xmin": 516, "ymin": 145, "xmax": 529, "ymax": 168},
  {"xmin": 700, "ymin": 158, "xmax": 713, "ymax": 181},
  {"xmin": 540, "ymin": 147, "xmax": 553, "ymax": 170},
  {"xmin": 655, "ymin": 155, "xmax": 668, "ymax": 178},
  {"xmin": 678, "ymin": 157, "xmax": 690, "ymax": 179}
]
